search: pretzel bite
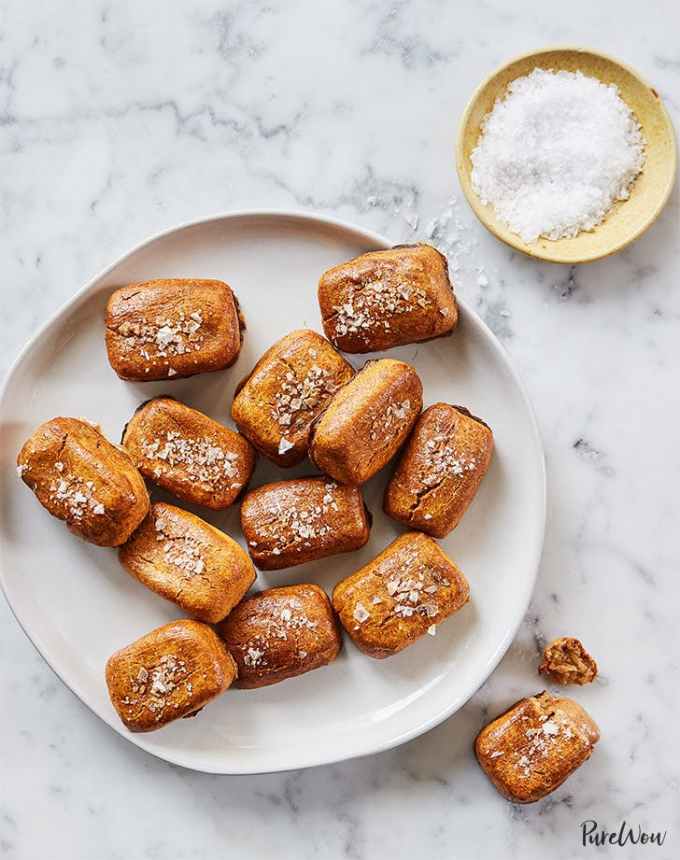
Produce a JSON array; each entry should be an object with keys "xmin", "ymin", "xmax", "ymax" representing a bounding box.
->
[
  {"xmin": 318, "ymin": 244, "xmax": 457, "ymax": 353},
  {"xmin": 105, "ymin": 278, "xmax": 244, "ymax": 381},
  {"xmin": 309, "ymin": 359, "xmax": 422, "ymax": 485},
  {"xmin": 119, "ymin": 502, "xmax": 255, "ymax": 623},
  {"xmin": 106, "ymin": 619, "xmax": 237, "ymax": 732},
  {"xmin": 475, "ymin": 691, "xmax": 600, "ymax": 803},
  {"xmin": 216, "ymin": 584, "xmax": 342, "ymax": 688},
  {"xmin": 384, "ymin": 403, "xmax": 493, "ymax": 537},
  {"xmin": 17, "ymin": 417, "xmax": 149, "ymax": 546},
  {"xmin": 332, "ymin": 532, "xmax": 469, "ymax": 658},
  {"xmin": 122, "ymin": 397, "xmax": 255, "ymax": 509},
  {"xmin": 240, "ymin": 477, "xmax": 370, "ymax": 570},
  {"xmin": 231, "ymin": 329, "xmax": 354, "ymax": 467}
]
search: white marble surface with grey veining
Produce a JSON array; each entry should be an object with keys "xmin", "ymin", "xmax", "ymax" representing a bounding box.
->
[{"xmin": 1, "ymin": 1, "xmax": 679, "ymax": 857}]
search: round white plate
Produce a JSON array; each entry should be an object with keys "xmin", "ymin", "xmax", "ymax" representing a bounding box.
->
[{"xmin": 0, "ymin": 210, "xmax": 545, "ymax": 774}]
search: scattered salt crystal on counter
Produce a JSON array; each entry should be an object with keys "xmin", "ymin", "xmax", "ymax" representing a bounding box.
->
[
  {"xmin": 422, "ymin": 195, "xmax": 478, "ymax": 275},
  {"xmin": 470, "ymin": 68, "xmax": 645, "ymax": 243},
  {"xmin": 403, "ymin": 211, "xmax": 419, "ymax": 231}
]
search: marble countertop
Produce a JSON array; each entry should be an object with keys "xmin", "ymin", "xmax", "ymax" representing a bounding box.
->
[{"xmin": 1, "ymin": 1, "xmax": 678, "ymax": 857}]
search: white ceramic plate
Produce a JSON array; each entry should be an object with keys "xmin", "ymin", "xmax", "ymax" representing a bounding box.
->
[{"xmin": 0, "ymin": 211, "xmax": 545, "ymax": 774}]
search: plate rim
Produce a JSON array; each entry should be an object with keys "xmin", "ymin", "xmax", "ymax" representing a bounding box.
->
[{"xmin": 0, "ymin": 208, "xmax": 546, "ymax": 774}]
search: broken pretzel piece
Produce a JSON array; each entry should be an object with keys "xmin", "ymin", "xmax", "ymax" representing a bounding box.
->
[{"xmin": 539, "ymin": 637, "xmax": 598, "ymax": 686}]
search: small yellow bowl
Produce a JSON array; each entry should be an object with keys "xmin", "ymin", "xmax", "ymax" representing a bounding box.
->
[{"xmin": 456, "ymin": 48, "xmax": 677, "ymax": 264}]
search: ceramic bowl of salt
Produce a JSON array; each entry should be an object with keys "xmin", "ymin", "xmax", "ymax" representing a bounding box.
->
[{"xmin": 456, "ymin": 48, "xmax": 676, "ymax": 264}]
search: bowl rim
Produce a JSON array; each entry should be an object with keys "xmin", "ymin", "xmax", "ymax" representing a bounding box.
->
[{"xmin": 455, "ymin": 46, "xmax": 678, "ymax": 264}]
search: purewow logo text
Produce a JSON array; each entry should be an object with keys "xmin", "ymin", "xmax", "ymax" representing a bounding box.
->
[{"xmin": 581, "ymin": 820, "xmax": 668, "ymax": 848}]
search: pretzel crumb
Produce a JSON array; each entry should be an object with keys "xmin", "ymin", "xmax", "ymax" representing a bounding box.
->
[{"xmin": 539, "ymin": 637, "xmax": 597, "ymax": 686}]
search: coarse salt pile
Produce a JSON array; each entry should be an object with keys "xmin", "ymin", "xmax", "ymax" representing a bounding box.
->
[{"xmin": 470, "ymin": 68, "xmax": 645, "ymax": 242}]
